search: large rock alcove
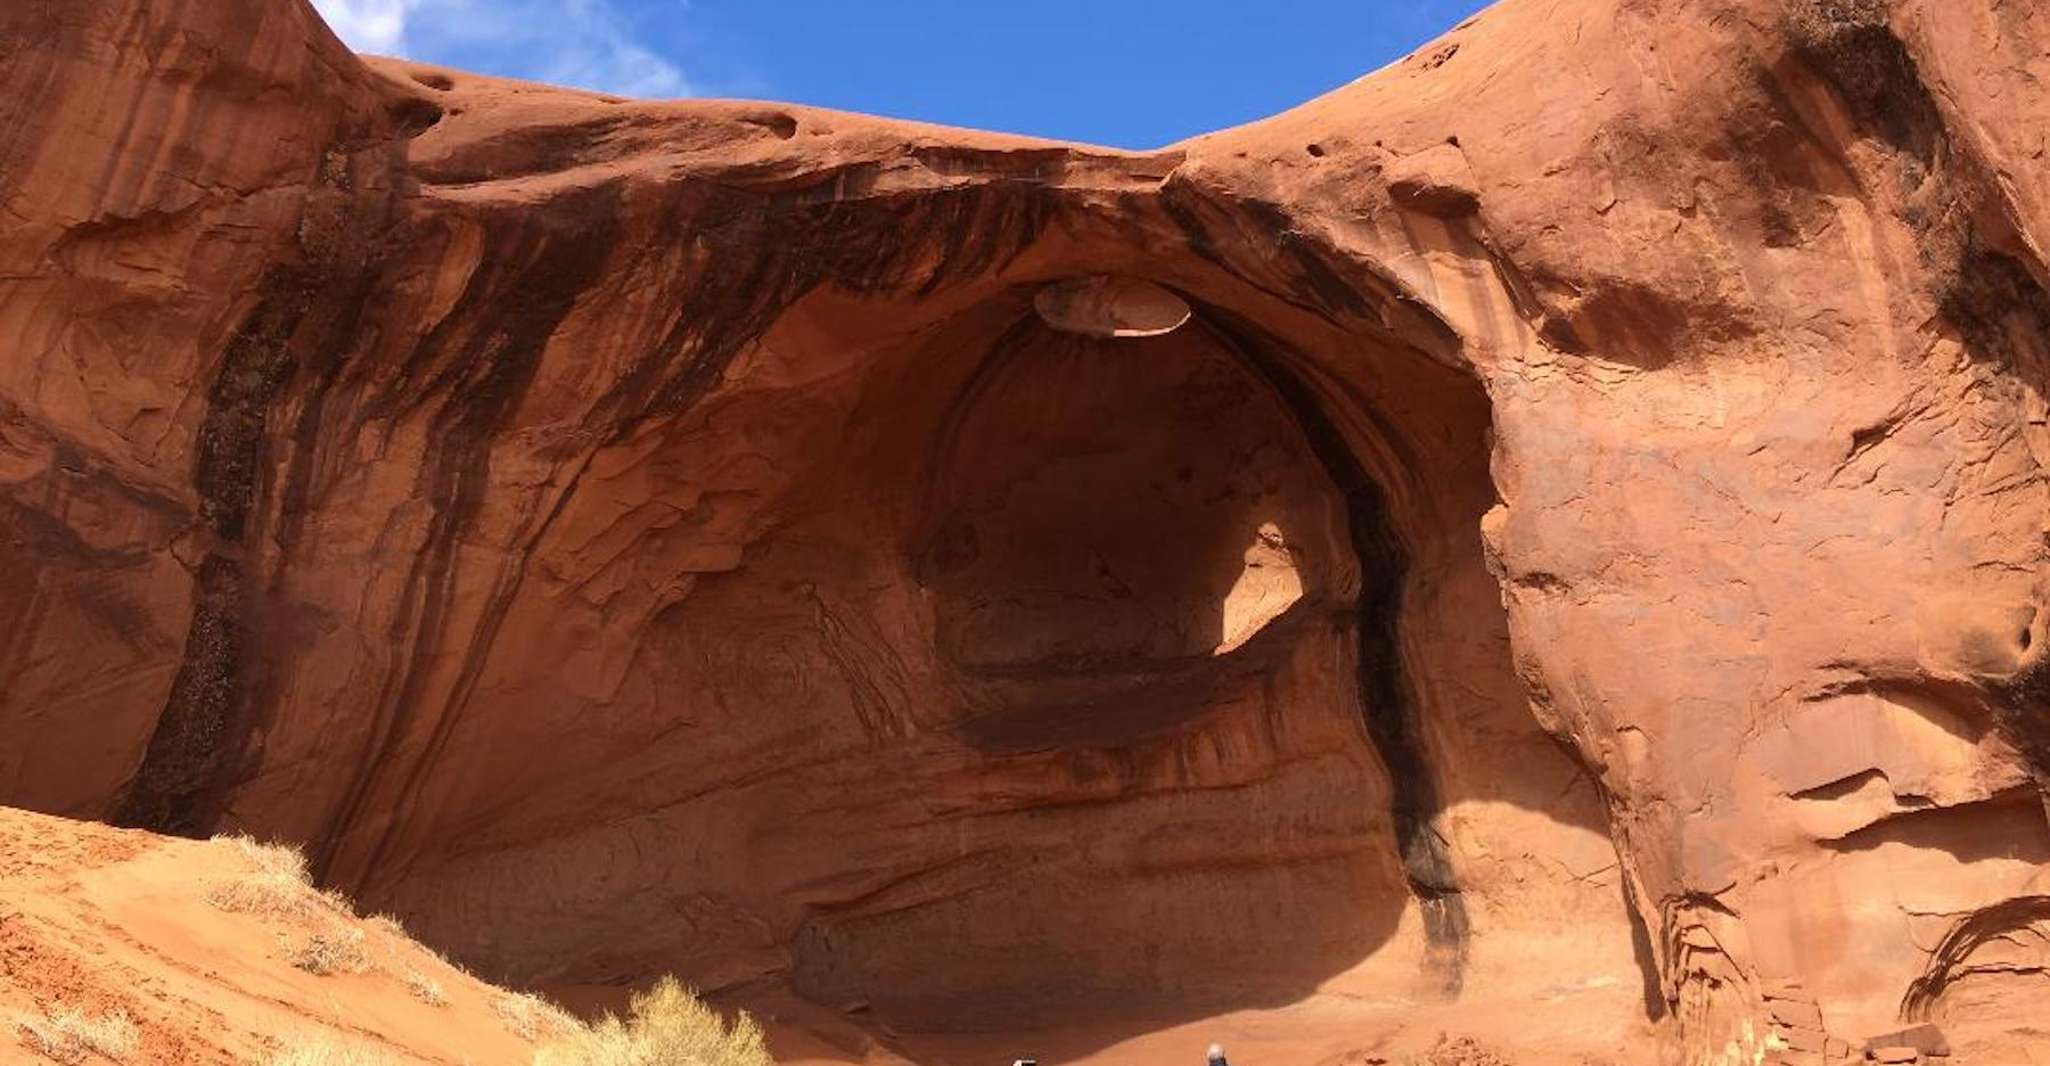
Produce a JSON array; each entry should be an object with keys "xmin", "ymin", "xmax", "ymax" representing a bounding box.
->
[{"xmin": 5, "ymin": 0, "xmax": 2049, "ymax": 1061}]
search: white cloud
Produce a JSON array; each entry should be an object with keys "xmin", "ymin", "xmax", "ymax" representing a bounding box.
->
[
  {"xmin": 311, "ymin": 0, "xmax": 424, "ymax": 55},
  {"xmin": 310, "ymin": 0, "xmax": 691, "ymax": 98}
]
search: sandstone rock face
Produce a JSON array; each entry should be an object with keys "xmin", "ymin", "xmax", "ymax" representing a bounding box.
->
[{"xmin": 2, "ymin": 0, "xmax": 2047, "ymax": 1063}]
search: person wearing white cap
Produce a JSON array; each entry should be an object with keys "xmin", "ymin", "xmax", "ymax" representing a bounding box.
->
[{"xmin": 1207, "ymin": 1043, "xmax": 1230, "ymax": 1066}]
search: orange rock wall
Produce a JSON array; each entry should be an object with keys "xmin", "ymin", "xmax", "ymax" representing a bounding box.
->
[{"xmin": 3, "ymin": 0, "xmax": 2047, "ymax": 1062}]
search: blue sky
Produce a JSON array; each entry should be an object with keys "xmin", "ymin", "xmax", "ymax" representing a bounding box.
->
[{"xmin": 311, "ymin": 0, "xmax": 1488, "ymax": 149}]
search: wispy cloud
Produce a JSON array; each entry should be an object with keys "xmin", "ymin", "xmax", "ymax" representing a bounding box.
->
[{"xmin": 311, "ymin": 0, "xmax": 691, "ymax": 98}]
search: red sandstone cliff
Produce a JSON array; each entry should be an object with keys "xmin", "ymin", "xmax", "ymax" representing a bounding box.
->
[{"xmin": 2, "ymin": 0, "xmax": 2047, "ymax": 1063}]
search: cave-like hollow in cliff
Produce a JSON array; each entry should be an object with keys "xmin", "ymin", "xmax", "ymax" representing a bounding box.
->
[
  {"xmin": 209, "ymin": 178, "xmax": 1655, "ymax": 1042},
  {"xmin": 44, "ymin": 138, "xmax": 1654, "ymax": 1045},
  {"xmin": 18, "ymin": 1, "xmax": 2050, "ymax": 1060}
]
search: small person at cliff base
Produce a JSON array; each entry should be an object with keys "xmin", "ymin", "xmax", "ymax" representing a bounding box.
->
[{"xmin": 1207, "ymin": 1043, "xmax": 1230, "ymax": 1066}]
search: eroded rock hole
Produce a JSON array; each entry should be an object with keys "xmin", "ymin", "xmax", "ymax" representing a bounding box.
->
[
  {"xmin": 789, "ymin": 298, "xmax": 1405, "ymax": 1028},
  {"xmin": 920, "ymin": 304, "xmax": 1344, "ymax": 752},
  {"xmin": 334, "ymin": 261, "xmax": 1639, "ymax": 1044},
  {"xmin": 770, "ymin": 284, "xmax": 1623, "ymax": 1028}
]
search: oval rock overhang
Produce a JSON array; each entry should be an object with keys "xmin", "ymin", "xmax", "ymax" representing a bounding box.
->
[{"xmin": 1033, "ymin": 276, "xmax": 1192, "ymax": 337}]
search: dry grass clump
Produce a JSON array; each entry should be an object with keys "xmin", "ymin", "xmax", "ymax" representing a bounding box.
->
[
  {"xmin": 361, "ymin": 913, "xmax": 452, "ymax": 1003},
  {"xmin": 260, "ymin": 1032, "xmax": 394, "ymax": 1066},
  {"xmin": 363, "ymin": 914, "xmax": 410, "ymax": 940},
  {"xmin": 204, "ymin": 835, "xmax": 350, "ymax": 918},
  {"xmin": 493, "ymin": 990, "xmax": 583, "ymax": 1042},
  {"xmin": 532, "ymin": 977, "xmax": 771, "ymax": 1066},
  {"xmin": 190, "ymin": 844, "xmax": 755, "ymax": 1065},
  {"xmin": 16, "ymin": 1005, "xmax": 139, "ymax": 1063},
  {"xmin": 290, "ymin": 927, "xmax": 370, "ymax": 976},
  {"xmin": 400, "ymin": 966, "xmax": 447, "ymax": 1007}
]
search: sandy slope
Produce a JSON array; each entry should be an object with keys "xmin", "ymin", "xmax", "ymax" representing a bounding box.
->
[
  {"xmin": 0, "ymin": 805, "xmax": 1635, "ymax": 1066},
  {"xmin": 0, "ymin": 806, "xmax": 544, "ymax": 1064}
]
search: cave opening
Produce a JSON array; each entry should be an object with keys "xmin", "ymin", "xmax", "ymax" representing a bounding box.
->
[
  {"xmin": 302, "ymin": 201, "xmax": 1650, "ymax": 1056},
  {"xmin": 910, "ymin": 288, "xmax": 1469, "ymax": 974},
  {"xmin": 757, "ymin": 262, "xmax": 1638, "ymax": 1037}
]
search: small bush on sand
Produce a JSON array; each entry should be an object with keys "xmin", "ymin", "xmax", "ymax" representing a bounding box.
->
[
  {"xmin": 260, "ymin": 1033, "xmax": 394, "ymax": 1066},
  {"xmin": 290, "ymin": 927, "xmax": 370, "ymax": 976},
  {"xmin": 493, "ymin": 991, "xmax": 582, "ymax": 1042},
  {"xmin": 204, "ymin": 835, "xmax": 351, "ymax": 917},
  {"xmin": 363, "ymin": 914, "xmax": 409, "ymax": 940},
  {"xmin": 400, "ymin": 966, "xmax": 447, "ymax": 1007},
  {"xmin": 532, "ymin": 977, "xmax": 771, "ymax": 1066},
  {"xmin": 16, "ymin": 1005, "xmax": 139, "ymax": 1063}
]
